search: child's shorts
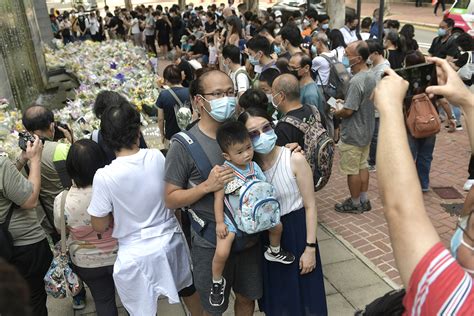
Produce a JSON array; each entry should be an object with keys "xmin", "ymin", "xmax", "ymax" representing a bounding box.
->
[{"xmin": 223, "ymin": 214, "xmax": 237, "ymax": 233}]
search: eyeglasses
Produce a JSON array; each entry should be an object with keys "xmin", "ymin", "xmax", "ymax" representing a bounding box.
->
[
  {"xmin": 457, "ymin": 210, "xmax": 474, "ymax": 243},
  {"xmin": 200, "ymin": 90, "xmax": 236, "ymax": 98},
  {"xmin": 248, "ymin": 122, "xmax": 273, "ymax": 140}
]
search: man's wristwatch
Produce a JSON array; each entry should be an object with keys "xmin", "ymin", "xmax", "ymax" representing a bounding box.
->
[{"xmin": 306, "ymin": 242, "xmax": 317, "ymax": 248}]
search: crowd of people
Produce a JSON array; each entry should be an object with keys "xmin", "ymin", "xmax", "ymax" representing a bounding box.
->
[{"xmin": 1, "ymin": 1, "xmax": 473, "ymax": 316}]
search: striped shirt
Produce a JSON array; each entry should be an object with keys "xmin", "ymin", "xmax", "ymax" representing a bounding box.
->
[
  {"xmin": 403, "ymin": 242, "xmax": 474, "ymax": 315},
  {"xmin": 264, "ymin": 147, "xmax": 303, "ymax": 216}
]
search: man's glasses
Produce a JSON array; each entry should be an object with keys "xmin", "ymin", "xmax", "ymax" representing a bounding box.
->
[
  {"xmin": 201, "ymin": 90, "xmax": 236, "ymax": 98},
  {"xmin": 248, "ymin": 123, "xmax": 273, "ymax": 140}
]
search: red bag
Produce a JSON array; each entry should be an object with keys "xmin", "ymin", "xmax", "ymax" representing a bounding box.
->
[{"xmin": 406, "ymin": 93, "xmax": 441, "ymax": 139}]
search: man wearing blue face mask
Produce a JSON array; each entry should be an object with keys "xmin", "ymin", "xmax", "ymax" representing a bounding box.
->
[
  {"xmin": 164, "ymin": 70, "xmax": 263, "ymax": 315},
  {"xmin": 428, "ymin": 18, "xmax": 459, "ymax": 60},
  {"xmin": 246, "ymin": 35, "xmax": 280, "ymax": 84},
  {"xmin": 332, "ymin": 41, "xmax": 377, "ymax": 214}
]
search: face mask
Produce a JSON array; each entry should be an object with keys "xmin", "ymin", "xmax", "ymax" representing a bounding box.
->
[
  {"xmin": 342, "ymin": 56, "xmax": 351, "ymax": 68},
  {"xmin": 311, "ymin": 45, "xmax": 318, "ymax": 56},
  {"xmin": 450, "ymin": 216, "xmax": 474, "ymax": 274},
  {"xmin": 252, "ymin": 129, "xmax": 277, "ymax": 154},
  {"xmin": 303, "ymin": 19, "xmax": 310, "ymax": 28},
  {"xmin": 383, "ymin": 28, "xmax": 389, "ymax": 35},
  {"xmin": 274, "ymin": 45, "xmax": 282, "ymax": 55},
  {"xmin": 290, "ymin": 69, "xmax": 301, "ymax": 79},
  {"xmin": 367, "ymin": 57, "xmax": 373, "ymax": 66},
  {"xmin": 275, "ymin": 17, "xmax": 282, "ymax": 23},
  {"xmin": 266, "ymin": 93, "xmax": 273, "ymax": 105},
  {"xmin": 219, "ymin": 22, "xmax": 224, "ymax": 28},
  {"xmin": 438, "ymin": 28, "xmax": 447, "ymax": 37},
  {"xmin": 322, "ymin": 23, "xmax": 329, "ymax": 30},
  {"xmin": 249, "ymin": 54, "xmax": 260, "ymax": 66},
  {"xmin": 271, "ymin": 92, "xmax": 281, "ymax": 109},
  {"xmin": 202, "ymin": 96, "xmax": 236, "ymax": 122}
]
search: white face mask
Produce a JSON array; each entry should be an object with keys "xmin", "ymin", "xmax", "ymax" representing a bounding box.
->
[{"xmin": 275, "ymin": 17, "xmax": 282, "ymax": 24}]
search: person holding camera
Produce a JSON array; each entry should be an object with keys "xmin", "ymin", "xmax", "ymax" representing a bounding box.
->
[
  {"xmin": 0, "ymin": 135, "xmax": 52, "ymax": 316},
  {"xmin": 21, "ymin": 105, "xmax": 87, "ymax": 309}
]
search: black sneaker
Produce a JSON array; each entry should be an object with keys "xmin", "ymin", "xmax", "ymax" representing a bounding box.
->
[
  {"xmin": 209, "ymin": 278, "xmax": 226, "ymax": 307},
  {"xmin": 264, "ymin": 248, "xmax": 295, "ymax": 264},
  {"xmin": 335, "ymin": 198, "xmax": 364, "ymax": 214},
  {"xmin": 361, "ymin": 200, "xmax": 372, "ymax": 212}
]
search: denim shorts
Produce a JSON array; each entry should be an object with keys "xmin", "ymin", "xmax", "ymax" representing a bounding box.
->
[{"xmin": 224, "ymin": 214, "xmax": 237, "ymax": 233}]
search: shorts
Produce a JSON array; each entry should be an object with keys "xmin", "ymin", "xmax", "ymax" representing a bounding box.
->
[
  {"xmin": 224, "ymin": 214, "xmax": 237, "ymax": 233},
  {"xmin": 191, "ymin": 232, "xmax": 262, "ymax": 314},
  {"xmin": 339, "ymin": 142, "xmax": 370, "ymax": 175}
]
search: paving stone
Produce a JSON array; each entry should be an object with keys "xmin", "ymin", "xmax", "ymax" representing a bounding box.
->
[
  {"xmin": 324, "ymin": 277, "xmax": 338, "ymax": 295},
  {"xmin": 319, "ymin": 238, "xmax": 355, "ymax": 266},
  {"xmin": 323, "ymin": 259, "xmax": 382, "ymax": 292},
  {"xmin": 326, "ymin": 293, "xmax": 356, "ymax": 316},
  {"xmin": 344, "ymin": 283, "xmax": 393, "ymax": 310},
  {"xmin": 317, "ymin": 227, "xmax": 331, "ymax": 241}
]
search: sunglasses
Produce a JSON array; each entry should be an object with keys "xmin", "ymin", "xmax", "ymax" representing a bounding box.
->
[
  {"xmin": 248, "ymin": 123, "xmax": 273, "ymax": 140},
  {"xmin": 457, "ymin": 210, "xmax": 474, "ymax": 243}
]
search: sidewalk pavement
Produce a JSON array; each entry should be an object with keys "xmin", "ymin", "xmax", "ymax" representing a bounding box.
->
[{"xmin": 46, "ymin": 224, "xmax": 397, "ymax": 315}]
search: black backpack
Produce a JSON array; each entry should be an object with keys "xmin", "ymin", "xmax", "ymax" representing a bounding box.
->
[
  {"xmin": 320, "ymin": 54, "xmax": 350, "ymax": 100},
  {"xmin": 355, "ymin": 289, "xmax": 405, "ymax": 316},
  {"xmin": 0, "ymin": 205, "xmax": 15, "ymax": 260}
]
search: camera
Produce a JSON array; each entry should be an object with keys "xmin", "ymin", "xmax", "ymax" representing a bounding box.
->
[
  {"xmin": 18, "ymin": 132, "xmax": 44, "ymax": 151},
  {"xmin": 53, "ymin": 122, "xmax": 71, "ymax": 141}
]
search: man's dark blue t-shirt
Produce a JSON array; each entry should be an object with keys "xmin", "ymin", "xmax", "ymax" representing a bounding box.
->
[{"xmin": 156, "ymin": 87, "xmax": 191, "ymax": 140}]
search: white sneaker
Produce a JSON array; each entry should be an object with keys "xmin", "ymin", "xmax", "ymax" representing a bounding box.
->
[{"xmin": 464, "ymin": 179, "xmax": 474, "ymax": 191}]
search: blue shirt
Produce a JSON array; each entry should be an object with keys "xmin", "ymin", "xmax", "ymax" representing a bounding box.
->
[{"xmin": 370, "ymin": 22, "xmax": 379, "ymax": 38}]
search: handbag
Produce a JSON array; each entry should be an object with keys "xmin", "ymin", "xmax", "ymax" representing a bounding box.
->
[
  {"xmin": 44, "ymin": 190, "xmax": 83, "ymax": 298},
  {"xmin": 458, "ymin": 51, "xmax": 473, "ymax": 81}
]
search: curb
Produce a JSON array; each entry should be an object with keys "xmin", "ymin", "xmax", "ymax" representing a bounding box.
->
[
  {"xmin": 319, "ymin": 223, "xmax": 402, "ymax": 290},
  {"xmin": 399, "ymin": 19, "xmax": 438, "ymax": 30}
]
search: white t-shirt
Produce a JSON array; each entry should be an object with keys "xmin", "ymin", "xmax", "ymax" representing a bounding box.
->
[
  {"xmin": 89, "ymin": 17, "xmax": 99, "ymax": 35},
  {"xmin": 331, "ymin": 46, "xmax": 346, "ymax": 63},
  {"xmin": 131, "ymin": 18, "xmax": 141, "ymax": 34},
  {"xmin": 88, "ymin": 149, "xmax": 175, "ymax": 242},
  {"xmin": 340, "ymin": 26, "xmax": 358, "ymax": 45},
  {"xmin": 312, "ymin": 51, "xmax": 336, "ymax": 86},
  {"xmin": 360, "ymin": 32, "xmax": 373, "ymax": 41},
  {"xmin": 230, "ymin": 66, "xmax": 250, "ymax": 94},
  {"xmin": 209, "ymin": 45, "xmax": 218, "ymax": 64}
]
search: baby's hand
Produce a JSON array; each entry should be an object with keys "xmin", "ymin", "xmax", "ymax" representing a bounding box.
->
[{"xmin": 216, "ymin": 222, "xmax": 228, "ymax": 239}]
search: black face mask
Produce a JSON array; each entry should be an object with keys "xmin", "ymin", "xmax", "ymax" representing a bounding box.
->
[{"xmin": 290, "ymin": 70, "xmax": 301, "ymax": 80}]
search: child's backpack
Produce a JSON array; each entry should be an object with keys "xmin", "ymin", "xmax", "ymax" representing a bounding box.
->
[
  {"xmin": 320, "ymin": 54, "xmax": 350, "ymax": 100},
  {"xmin": 406, "ymin": 93, "xmax": 441, "ymax": 139},
  {"xmin": 224, "ymin": 163, "xmax": 280, "ymax": 234},
  {"xmin": 280, "ymin": 105, "xmax": 335, "ymax": 191}
]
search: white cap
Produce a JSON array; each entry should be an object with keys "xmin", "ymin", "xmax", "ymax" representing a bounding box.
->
[{"xmin": 274, "ymin": 10, "xmax": 282, "ymax": 17}]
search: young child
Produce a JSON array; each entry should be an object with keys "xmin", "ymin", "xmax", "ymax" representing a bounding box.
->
[
  {"xmin": 209, "ymin": 121, "xmax": 295, "ymax": 307},
  {"xmin": 208, "ymin": 38, "xmax": 218, "ymax": 69}
]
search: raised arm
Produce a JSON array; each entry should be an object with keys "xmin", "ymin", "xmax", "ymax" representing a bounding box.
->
[{"xmin": 374, "ymin": 68, "xmax": 441, "ymax": 287}]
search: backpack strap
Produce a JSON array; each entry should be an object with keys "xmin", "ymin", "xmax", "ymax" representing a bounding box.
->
[
  {"xmin": 1, "ymin": 204, "xmax": 15, "ymax": 229},
  {"xmin": 166, "ymin": 87, "xmax": 185, "ymax": 109},
  {"xmin": 280, "ymin": 105, "xmax": 325, "ymax": 138},
  {"xmin": 59, "ymin": 190, "xmax": 69, "ymax": 254},
  {"xmin": 171, "ymin": 131, "xmax": 212, "ymax": 181}
]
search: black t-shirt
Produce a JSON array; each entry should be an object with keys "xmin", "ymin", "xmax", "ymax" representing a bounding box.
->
[
  {"xmin": 96, "ymin": 131, "xmax": 147, "ymax": 165},
  {"xmin": 156, "ymin": 18, "xmax": 170, "ymax": 34},
  {"xmin": 205, "ymin": 21, "xmax": 217, "ymax": 33},
  {"xmin": 428, "ymin": 35, "xmax": 459, "ymax": 58},
  {"xmin": 275, "ymin": 104, "xmax": 314, "ymax": 149},
  {"xmin": 190, "ymin": 40, "xmax": 208, "ymax": 56},
  {"xmin": 386, "ymin": 49, "xmax": 405, "ymax": 69},
  {"xmin": 156, "ymin": 87, "xmax": 191, "ymax": 140},
  {"xmin": 109, "ymin": 16, "xmax": 124, "ymax": 35},
  {"xmin": 178, "ymin": 60, "xmax": 195, "ymax": 87}
]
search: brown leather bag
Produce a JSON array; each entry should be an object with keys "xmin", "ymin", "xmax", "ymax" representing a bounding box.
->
[{"xmin": 406, "ymin": 93, "xmax": 441, "ymax": 139}]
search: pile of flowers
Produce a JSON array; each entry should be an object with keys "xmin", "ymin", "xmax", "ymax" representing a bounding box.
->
[{"xmin": 1, "ymin": 40, "xmax": 163, "ymax": 159}]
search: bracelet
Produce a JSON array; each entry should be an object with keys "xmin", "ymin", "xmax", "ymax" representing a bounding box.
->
[{"xmin": 306, "ymin": 242, "xmax": 317, "ymax": 248}]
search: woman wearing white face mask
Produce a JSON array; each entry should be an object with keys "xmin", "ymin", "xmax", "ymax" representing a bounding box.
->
[{"xmin": 238, "ymin": 107, "xmax": 327, "ymax": 316}]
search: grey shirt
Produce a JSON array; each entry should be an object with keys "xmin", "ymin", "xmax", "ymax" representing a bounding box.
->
[
  {"xmin": 371, "ymin": 59, "xmax": 391, "ymax": 82},
  {"xmin": 341, "ymin": 70, "xmax": 377, "ymax": 147},
  {"xmin": 165, "ymin": 124, "xmax": 224, "ymax": 223},
  {"xmin": 0, "ymin": 157, "xmax": 45, "ymax": 246}
]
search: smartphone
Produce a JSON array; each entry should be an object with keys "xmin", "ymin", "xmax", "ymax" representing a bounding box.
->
[
  {"xmin": 327, "ymin": 97, "xmax": 337, "ymax": 109},
  {"xmin": 394, "ymin": 63, "xmax": 437, "ymax": 98}
]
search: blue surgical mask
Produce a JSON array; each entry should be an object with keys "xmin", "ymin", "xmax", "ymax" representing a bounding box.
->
[
  {"xmin": 322, "ymin": 23, "xmax": 329, "ymax": 30},
  {"xmin": 266, "ymin": 93, "xmax": 273, "ymax": 105},
  {"xmin": 249, "ymin": 54, "xmax": 260, "ymax": 66},
  {"xmin": 342, "ymin": 56, "xmax": 350, "ymax": 68},
  {"xmin": 451, "ymin": 216, "xmax": 474, "ymax": 274},
  {"xmin": 311, "ymin": 45, "xmax": 317, "ymax": 56},
  {"xmin": 252, "ymin": 129, "xmax": 277, "ymax": 154},
  {"xmin": 274, "ymin": 45, "xmax": 282, "ymax": 55},
  {"xmin": 437, "ymin": 28, "xmax": 447, "ymax": 37},
  {"xmin": 202, "ymin": 96, "xmax": 236, "ymax": 122}
]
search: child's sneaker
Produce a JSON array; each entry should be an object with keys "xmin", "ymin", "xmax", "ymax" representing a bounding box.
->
[
  {"xmin": 209, "ymin": 278, "xmax": 226, "ymax": 307},
  {"xmin": 264, "ymin": 248, "xmax": 295, "ymax": 264}
]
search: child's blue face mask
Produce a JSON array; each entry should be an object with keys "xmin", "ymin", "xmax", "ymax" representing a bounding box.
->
[{"xmin": 450, "ymin": 215, "xmax": 474, "ymax": 275}]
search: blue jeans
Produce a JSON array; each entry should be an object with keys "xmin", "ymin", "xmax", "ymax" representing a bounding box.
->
[
  {"xmin": 408, "ymin": 133, "xmax": 436, "ymax": 190},
  {"xmin": 452, "ymin": 105, "xmax": 462, "ymax": 126},
  {"xmin": 368, "ymin": 117, "xmax": 379, "ymax": 166}
]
